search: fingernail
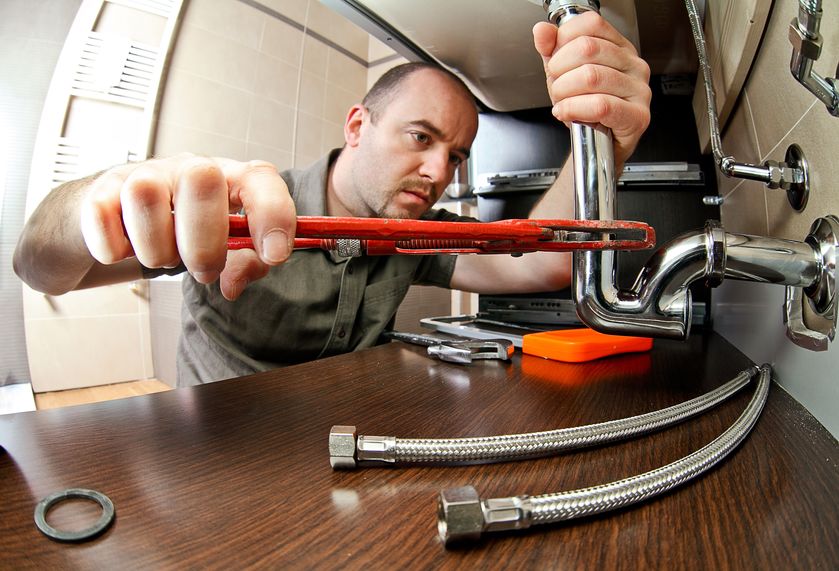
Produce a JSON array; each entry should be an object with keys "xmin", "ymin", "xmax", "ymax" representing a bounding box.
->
[{"xmin": 262, "ymin": 229, "xmax": 290, "ymax": 264}]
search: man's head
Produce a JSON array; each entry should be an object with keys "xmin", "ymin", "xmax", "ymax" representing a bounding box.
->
[{"xmin": 331, "ymin": 63, "xmax": 478, "ymax": 219}]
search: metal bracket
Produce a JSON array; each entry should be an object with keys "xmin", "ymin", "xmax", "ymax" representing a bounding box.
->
[
  {"xmin": 783, "ymin": 144, "xmax": 810, "ymax": 212},
  {"xmin": 784, "ymin": 215, "xmax": 838, "ymax": 350}
]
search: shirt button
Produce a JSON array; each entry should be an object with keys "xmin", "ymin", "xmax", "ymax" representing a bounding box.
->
[
  {"xmin": 347, "ymin": 266, "xmax": 354, "ymax": 275},
  {"xmin": 338, "ymin": 329, "xmax": 346, "ymax": 339}
]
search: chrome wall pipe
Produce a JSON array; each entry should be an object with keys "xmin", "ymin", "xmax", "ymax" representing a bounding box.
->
[
  {"xmin": 545, "ymin": 1, "xmax": 838, "ymax": 347},
  {"xmin": 684, "ymin": 0, "xmax": 811, "ymax": 210},
  {"xmin": 575, "ymin": 221, "xmax": 825, "ymax": 340},
  {"xmin": 789, "ymin": 0, "xmax": 839, "ymax": 117}
]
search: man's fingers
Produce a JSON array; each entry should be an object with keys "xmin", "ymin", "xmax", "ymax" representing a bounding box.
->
[
  {"xmin": 548, "ymin": 36, "xmax": 649, "ymax": 85},
  {"xmin": 121, "ymin": 164, "xmax": 179, "ymax": 269},
  {"xmin": 80, "ymin": 168, "xmax": 134, "ymax": 264},
  {"xmin": 220, "ymin": 158, "xmax": 296, "ymax": 266},
  {"xmin": 172, "ymin": 157, "xmax": 231, "ymax": 283},
  {"xmin": 553, "ymin": 11, "xmax": 637, "ymax": 55},
  {"xmin": 79, "ymin": 154, "xmax": 293, "ymax": 291},
  {"xmin": 219, "ymin": 249, "xmax": 270, "ymax": 301},
  {"xmin": 552, "ymin": 93, "xmax": 650, "ymax": 132},
  {"xmin": 548, "ymin": 64, "xmax": 651, "ymax": 107},
  {"xmin": 533, "ymin": 21, "xmax": 558, "ymax": 62}
]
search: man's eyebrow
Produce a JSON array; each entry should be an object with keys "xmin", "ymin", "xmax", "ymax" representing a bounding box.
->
[{"xmin": 407, "ymin": 120, "xmax": 471, "ymax": 159}]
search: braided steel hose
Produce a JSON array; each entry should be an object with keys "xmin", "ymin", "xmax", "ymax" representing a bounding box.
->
[
  {"xmin": 437, "ymin": 364, "xmax": 771, "ymax": 545},
  {"xmin": 329, "ymin": 367, "xmax": 756, "ymax": 468}
]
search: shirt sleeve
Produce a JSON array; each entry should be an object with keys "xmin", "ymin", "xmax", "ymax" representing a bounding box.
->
[{"xmin": 141, "ymin": 263, "xmax": 187, "ymax": 280}]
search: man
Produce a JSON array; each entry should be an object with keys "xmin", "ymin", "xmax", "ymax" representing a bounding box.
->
[{"xmin": 14, "ymin": 14, "xmax": 651, "ymax": 385}]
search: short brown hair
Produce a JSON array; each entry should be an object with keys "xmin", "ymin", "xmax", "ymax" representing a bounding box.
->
[{"xmin": 362, "ymin": 62, "xmax": 474, "ymax": 123}]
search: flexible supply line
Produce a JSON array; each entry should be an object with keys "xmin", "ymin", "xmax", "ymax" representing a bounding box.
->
[
  {"xmin": 437, "ymin": 364, "xmax": 771, "ymax": 545},
  {"xmin": 685, "ymin": 0, "xmax": 809, "ymax": 194},
  {"xmin": 329, "ymin": 367, "xmax": 756, "ymax": 468}
]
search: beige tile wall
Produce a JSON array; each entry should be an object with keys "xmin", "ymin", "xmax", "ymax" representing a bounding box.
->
[
  {"xmin": 155, "ymin": 0, "xmax": 370, "ymax": 170},
  {"xmin": 367, "ymin": 36, "xmax": 409, "ymax": 90},
  {"xmin": 713, "ymin": 0, "xmax": 839, "ymax": 436},
  {"xmin": 718, "ymin": 1, "xmax": 838, "ymax": 237}
]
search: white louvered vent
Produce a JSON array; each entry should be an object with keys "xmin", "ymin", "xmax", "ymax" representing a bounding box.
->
[
  {"xmin": 51, "ymin": 137, "xmax": 137, "ymax": 185},
  {"xmin": 71, "ymin": 32, "xmax": 157, "ymax": 107}
]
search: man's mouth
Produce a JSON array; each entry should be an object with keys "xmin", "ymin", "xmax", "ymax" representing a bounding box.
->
[{"xmin": 401, "ymin": 188, "xmax": 431, "ymax": 204}]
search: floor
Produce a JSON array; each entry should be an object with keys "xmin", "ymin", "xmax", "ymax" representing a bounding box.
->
[
  {"xmin": 0, "ymin": 383, "xmax": 37, "ymax": 415},
  {"xmin": 34, "ymin": 379, "xmax": 172, "ymax": 410}
]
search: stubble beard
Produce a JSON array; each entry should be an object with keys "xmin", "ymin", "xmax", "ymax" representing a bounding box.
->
[
  {"xmin": 376, "ymin": 178, "xmax": 436, "ymax": 219},
  {"xmin": 350, "ymin": 143, "xmax": 436, "ymax": 219}
]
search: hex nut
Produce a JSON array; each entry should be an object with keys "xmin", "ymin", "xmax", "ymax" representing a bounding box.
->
[
  {"xmin": 789, "ymin": 20, "xmax": 822, "ymax": 60},
  {"xmin": 763, "ymin": 160, "xmax": 785, "ymax": 190},
  {"xmin": 437, "ymin": 486, "xmax": 484, "ymax": 546},
  {"xmin": 329, "ymin": 425, "xmax": 357, "ymax": 469}
]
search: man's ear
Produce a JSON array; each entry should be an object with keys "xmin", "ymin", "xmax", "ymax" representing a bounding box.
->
[{"xmin": 344, "ymin": 104, "xmax": 367, "ymax": 148}]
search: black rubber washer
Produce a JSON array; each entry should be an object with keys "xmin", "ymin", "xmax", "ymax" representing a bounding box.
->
[{"xmin": 34, "ymin": 488, "xmax": 115, "ymax": 542}]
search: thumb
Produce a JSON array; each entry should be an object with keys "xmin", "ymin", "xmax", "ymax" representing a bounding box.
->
[
  {"xmin": 533, "ymin": 21, "xmax": 558, "ymax": 64},
  {"xmin": 219, "ymin": 249, "xmax": 270, "ymax": 301}
]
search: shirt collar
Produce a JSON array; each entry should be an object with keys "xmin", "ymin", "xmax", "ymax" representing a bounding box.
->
[{"xmin": 293, "ymin": 148, "xmax": 343, "ymax": 217}]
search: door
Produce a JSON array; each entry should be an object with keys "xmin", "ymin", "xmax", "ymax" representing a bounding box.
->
[{"xmin": 23, "ymin": 0, "xmax": 184, "ymax": 392}]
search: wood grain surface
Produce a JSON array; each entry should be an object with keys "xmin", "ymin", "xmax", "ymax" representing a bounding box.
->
[{"xmin": 1, "ymin": 333, "xmax": 837, "ymax": 569}]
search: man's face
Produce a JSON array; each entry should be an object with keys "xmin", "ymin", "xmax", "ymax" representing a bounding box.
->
[{"xmin": 348, "ymin": 70, "xmax": 478, "ymax": 219}]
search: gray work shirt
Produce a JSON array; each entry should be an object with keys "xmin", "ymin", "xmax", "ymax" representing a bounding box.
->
[{"xmin": 173, "ymin": 149, "xmax": 469, "ymax": 386}]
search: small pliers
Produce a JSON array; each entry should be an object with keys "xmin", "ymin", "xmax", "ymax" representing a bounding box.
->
[{"xmin": 383, "ymin": 331, "xmax": 514, "ymax": 364}]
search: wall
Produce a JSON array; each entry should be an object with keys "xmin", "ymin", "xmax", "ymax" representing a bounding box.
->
[
  {"xmin": 0, "ymin": 0, "xmax": 82, "ymax": 387},
  {"xmin": 149, "ymin": 0, "xmax": 372, "ymax": 384},
  {"xmin": 712, "ymin": 0, "xmax": 839, "ymax": 437}
]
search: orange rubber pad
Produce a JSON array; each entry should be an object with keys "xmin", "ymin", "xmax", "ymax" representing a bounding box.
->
[{"xmin": 522, "ymin": 328, "xmax": 653, "ymax": 363}]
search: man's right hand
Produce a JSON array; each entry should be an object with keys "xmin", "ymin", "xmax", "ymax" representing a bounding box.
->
[{"xmin": 79, "ymin": 154, "xmax": 296, "ymax": 300}]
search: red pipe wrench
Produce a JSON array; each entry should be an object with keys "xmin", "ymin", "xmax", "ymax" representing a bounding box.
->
[{"xmin": 226, "ymin": 215, "xmax": 655, "ymax": 256}]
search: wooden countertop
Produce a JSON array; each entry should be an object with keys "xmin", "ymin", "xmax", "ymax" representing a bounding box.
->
[{"xmin": 1, "ymin": 333, "xmax": 837, "ymax": 569}]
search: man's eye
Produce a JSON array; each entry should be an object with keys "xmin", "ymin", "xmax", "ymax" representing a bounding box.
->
[
  {"xmin": 411, "ymin": 132, "xmax": 430, "ymax": 145},
  {"xmin": 449, "ymin": 155, "xmax": 463, "ymax": 166}
]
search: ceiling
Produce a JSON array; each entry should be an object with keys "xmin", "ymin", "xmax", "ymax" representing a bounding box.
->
[{"xmin": 322, "ymin": 0, "xmax": 700, "ymax": 112}]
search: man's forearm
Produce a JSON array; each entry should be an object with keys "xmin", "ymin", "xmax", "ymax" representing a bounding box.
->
[
  {"xmin": 528, "ymin": 157, "xmax": 575, "ymax": 220},
  {"xmin": 14, "ymin": 172, "xmax": 104, "ymax": 295}
]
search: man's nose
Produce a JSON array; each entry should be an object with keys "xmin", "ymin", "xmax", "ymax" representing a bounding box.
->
[{"xmin": 419, "ymin": 149, "xmax": 452, "ymax": 186}]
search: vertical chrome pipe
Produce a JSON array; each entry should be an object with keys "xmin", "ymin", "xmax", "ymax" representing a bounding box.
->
[{"xmin": 547, "ymin": 2, "xmax": 695, "ymax": 338}]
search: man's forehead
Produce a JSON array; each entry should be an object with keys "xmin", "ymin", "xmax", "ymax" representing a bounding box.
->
[{"xmin": 386, "ymin": 73, "xmax": 477, "ymax": 132}]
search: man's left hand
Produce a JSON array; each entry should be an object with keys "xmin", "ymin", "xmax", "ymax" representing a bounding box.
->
[{"xmin": 533, "ymin": 12, "xmax": 651, "ymax": 170}]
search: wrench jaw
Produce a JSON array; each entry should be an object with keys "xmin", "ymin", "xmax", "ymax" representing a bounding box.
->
[
  {"xmin": 427, "ymin": 340, "xmax": 515, "ymax": 364},
  {"xmin": 427, "ymin": 344, "xmax": 472, "ymax": 364}
]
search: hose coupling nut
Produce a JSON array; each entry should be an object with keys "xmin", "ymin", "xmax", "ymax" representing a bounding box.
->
[
  {"xmin": 329, "ymin": 425, "xmax": 358, "ymax": 469},
  {"xmin": 437, "ymin": 486, "xmax": 534, "ymax": 546},
  {"xmin": 437, "ymin": 486, "xmax": 485, "ymax": 546},
  {"xmin": 789, "ymin": 19, "xmax": 822, "ymax": 60}
]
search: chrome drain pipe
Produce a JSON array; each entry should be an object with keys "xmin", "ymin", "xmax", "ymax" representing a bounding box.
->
[
  {"xmin": 437, "ymin": 364, "xmax": 771, "ymax": 546},
  {"xmin": 329, "ymin": 366, "xmax": 755, "ymax": 469}
]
